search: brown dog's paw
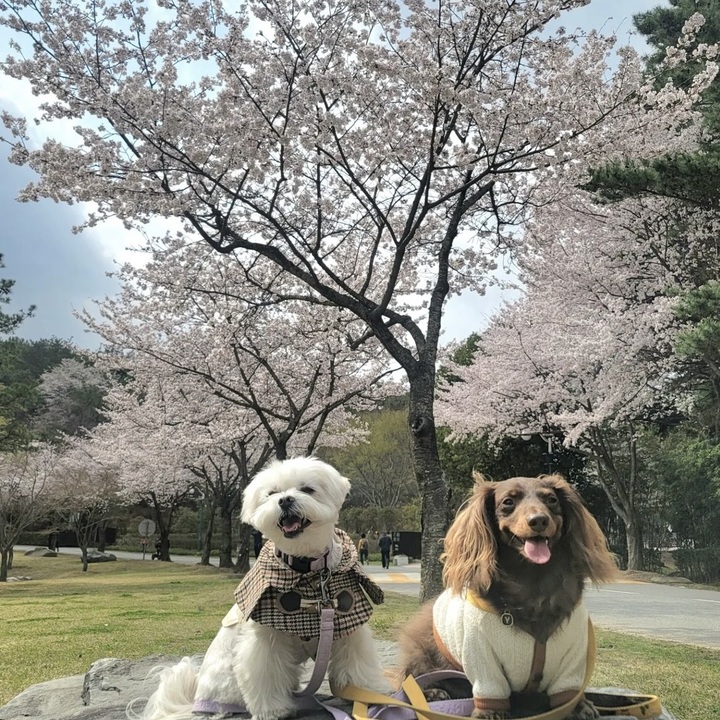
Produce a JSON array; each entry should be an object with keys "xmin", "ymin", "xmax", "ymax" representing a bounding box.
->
[
  {"xmin": 568, "ymin": 698, "xmax": 600, "ymax": 720},
  {"xmin": 422, "ymin": 688, "xmax": 452, "ymax": 702},
  {"xmin": 470, "ymin": 710, "xmax": 509, "ymax": 720}
]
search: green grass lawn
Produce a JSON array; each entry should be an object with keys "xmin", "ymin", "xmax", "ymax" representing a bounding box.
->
[{"xmin": 1, "ymin": 553, "xmax": 718, "ymax": 720}]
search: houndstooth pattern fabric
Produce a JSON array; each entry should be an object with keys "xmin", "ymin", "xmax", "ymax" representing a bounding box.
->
[{"xmin": 234, "ymin": 528, "xmax": 384, "ymax": 639}]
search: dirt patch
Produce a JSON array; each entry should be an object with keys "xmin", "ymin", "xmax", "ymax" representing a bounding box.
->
[
  {"xmin": 619, "ymin": 569, "xmax": 720, "ymax": 590},
  {"xmin": 620, "ymin": 569, "xmax": 688, "ymax": 584}
]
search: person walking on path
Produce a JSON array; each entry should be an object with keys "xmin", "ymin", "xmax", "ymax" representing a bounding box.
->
[
  {"xmin": 379, "ymin": 531, "xmax": 392, "ymax": 569},
  {"xmin": 357, "ymin": 533, "xmax": 370, "ymax": 564}
]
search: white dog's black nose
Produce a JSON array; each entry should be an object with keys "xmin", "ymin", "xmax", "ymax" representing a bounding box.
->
[{"xmin": 278, "ymin": 496, "xmax": 295, "ymax": 509}]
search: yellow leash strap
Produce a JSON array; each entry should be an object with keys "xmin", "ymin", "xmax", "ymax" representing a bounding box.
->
[
  {"xmin": 339, "ymin": 683, "xmax": 584, "ymax": 720},
  {"xmin": 334, "ymin": 617, "xmax": 661, "ymax": 720},
  {"xmin": 336, "ymin": 679, "xmax": 469, "ymax": 720},
  {"xmin": 590, "ymin": 692, "xmax": 664, "ymax": 718},
  {"xmin": 336, "ymin": 668, "xmax": 589, "ymax": 720},
  {"xmin": 400, "ymin": 675, "xmax": 432, "ymax": 720}
]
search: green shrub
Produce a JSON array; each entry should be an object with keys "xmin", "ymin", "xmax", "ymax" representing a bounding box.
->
[
  {"xmin": 17, "ymin": 530, "xmax": 53, "ymax": 547},
  {"xmin": 20, "ymin": 530, "xmax": 224, "ymax": 555},
  {"xmin": 673, "ymin": 547, "xmax": 720, "ymax": 583},
  {"xmin": 644, "ymin": 547, "xmax": 663, "ymax": 572}
]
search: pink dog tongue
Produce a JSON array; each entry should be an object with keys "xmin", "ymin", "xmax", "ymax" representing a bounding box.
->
[
  {"xmin": 282, "ymin": 519, "xmax": 302, "ymax": 533},
  {"xmin": 524, "ymin": 538, "xmax": 551, "ymax": 564}
]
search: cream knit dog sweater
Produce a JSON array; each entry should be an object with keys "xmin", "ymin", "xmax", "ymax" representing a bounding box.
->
[{"xmin": 432, "ymin": 589, "xmax": 590, "ymax": 713}]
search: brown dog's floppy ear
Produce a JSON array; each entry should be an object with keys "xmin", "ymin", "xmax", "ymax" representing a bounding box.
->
[
  {"xmin": 442, "ymin": 472, "xmax": 497, "ymax": 594},
  {"xmin": 548, "ymin": 474, "xmax": 619, "ymax": 585}
]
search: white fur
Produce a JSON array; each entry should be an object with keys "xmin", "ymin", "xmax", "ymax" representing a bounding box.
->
[{"xmin": 129, "ymin": 456, "xmax": 387, "ymax": 720}]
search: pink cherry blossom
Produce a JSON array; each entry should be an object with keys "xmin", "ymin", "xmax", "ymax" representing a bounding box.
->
[{"xmin": 2, "ymin": 0, "xmax": 716, "ymax": 594}]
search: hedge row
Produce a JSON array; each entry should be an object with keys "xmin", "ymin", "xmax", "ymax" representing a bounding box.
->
[
  {"xmin": 19, "ymin": 530, "xmax": 389, "ymax": 556},
  {"xmin": 18, "ymin": 530, "xmax": 214, "ymax": 553},
  {"xmin": 17, "ymin": 531, "xmax": 57, "ymax": 547},
  {"xmin": 113, "ymin": 533, "xmax": 211, "ymax": 552},
  {"xmin": 672, "ymin": 547, "xmax": 720, "ymax": 583}
]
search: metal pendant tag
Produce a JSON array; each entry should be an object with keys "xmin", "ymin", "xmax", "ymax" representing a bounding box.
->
[{"xmin": 501, "ymin": 611, "xmax": 514, "ymax": 627}]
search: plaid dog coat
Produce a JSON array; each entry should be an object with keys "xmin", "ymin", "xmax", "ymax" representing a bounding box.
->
[{"xmin": 234, "ymin": 528, "xmax": 384, "ymax": 639}]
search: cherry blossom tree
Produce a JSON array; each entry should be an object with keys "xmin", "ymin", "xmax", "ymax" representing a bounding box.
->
[
  {"xmin": 79, "ymin": 239, "xmax": 397, "ymax": 567},
  {"xmin": 75, "ymin": 416, "xmax": 195, "ymax": 564},
  {"xmin": 2, "ymin": 0, "xmax": 715, "ymax": 596},
  {"xmin": 85, "ymin": 300, "xmax": 385, "ymax": 569},
  {"xmin": 436, "ymin": 185, "xmax": 720, "ymax": 569},
  {"xmin": 0, "ymin": 445, "xmax": 55, "ymax": 580},
  {"xmin": 49, "ymin": 448, "xmax": 120, "ymax": 571},
  {"xmin": 36, "ymin": 358, "xmax": 110, "ymax": 440},
  {"xmin": 80, "ymin": 238, "xmax": 396, "ymax": 462},
  {"xmin": 82, "ymin": 373, "xmax": 239, "ymax": 566},
  {"xmin": 0, "ymin": 338, "xmax": 78, "ymax": 451},
  {"xmin": 186, "ymin": 440, "xmax": 264, "ymax": 571}
]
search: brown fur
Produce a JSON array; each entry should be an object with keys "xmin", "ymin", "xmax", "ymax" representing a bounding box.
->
[{"xmin": 398, "ymin": 473, "xmax": 618, "ymax": 719}]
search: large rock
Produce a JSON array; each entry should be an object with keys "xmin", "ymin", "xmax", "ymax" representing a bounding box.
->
[
  {"xmin": 23, "ymin": 547, "xmax": 58, "ymax": 558},
  {"xmin": 86, "ymin": 550, "xmax": 117, "ymax": 563},
  {"xmin": 0, "ymin": 643, "xmax": 398, "ymax": 720},
  {"xmin": 0, "ymin": 642, "xmax": 677, "ymax": 720},
  {"xmin": 0, "ymin": 655, "xmax": 172, "ymax": 720}
]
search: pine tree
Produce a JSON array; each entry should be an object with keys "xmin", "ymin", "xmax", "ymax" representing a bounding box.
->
[
  {"xmin": 0, "ymin": 255, "xmax": 34, "ymax": 335},
  {"xmin": 584, "ymin": 0, "xmax": 720, "ymax": 203}
]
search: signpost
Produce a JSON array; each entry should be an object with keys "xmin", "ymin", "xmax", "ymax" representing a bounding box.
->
[{"xmin": 138, "ymin": 519, "xmax": 156, "ymax": 560}]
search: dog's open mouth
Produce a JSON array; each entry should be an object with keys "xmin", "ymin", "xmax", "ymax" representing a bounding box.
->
[
  {"xmin": 521, "ymin": 536, "xmax": 551, "ymax": 564},
  {"xmin": 278, "ymin": 513, "xmax": 312, "ymax": 538}
]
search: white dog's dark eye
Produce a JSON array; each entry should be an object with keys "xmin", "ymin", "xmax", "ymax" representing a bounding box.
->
[{"xmin": 300, "ymin": 486, "xmax": 315, "ymax": 495}]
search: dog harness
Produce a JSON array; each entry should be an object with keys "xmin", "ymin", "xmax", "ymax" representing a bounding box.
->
[
  {"xmin": 432, "ymin": 589, "xmax": 590, "ymax": 714},
  {"xmin": 234, "ymin": 528, "xmax": 384, "ymax": 639}
]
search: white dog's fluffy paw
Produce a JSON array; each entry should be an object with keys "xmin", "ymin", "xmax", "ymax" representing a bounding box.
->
[
  {"xmin": 329, "ymin": 658, "xmax": 392, "ymax": 695},
  {"xmin": 249, "ymin": 699, "xmax": 297, "ymax": 720},
  {"xmin": 328, "ymin": 625, "xmax": 390, "ymax": 694}
]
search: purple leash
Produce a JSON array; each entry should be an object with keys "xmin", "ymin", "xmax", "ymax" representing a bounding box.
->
[
  {"xmin": 193, "ymin": 571, "xmax": 338, "ymax": 715},
  {"xmin": 295, "ymin": 606, "xmax": 336, "ymax": 696}
]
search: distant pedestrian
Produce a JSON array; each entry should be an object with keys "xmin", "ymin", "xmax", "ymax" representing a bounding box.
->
[
  {"xmin": 47, "ymin": 530, "xmax": 59, "ymax": 552},
  {"xmin": 357, "ymin": 533, "xmax": 369, "ymax": 564},
  {"xmin": 378, "ymin": 531, "xmax": 392, "ymax": 569}
]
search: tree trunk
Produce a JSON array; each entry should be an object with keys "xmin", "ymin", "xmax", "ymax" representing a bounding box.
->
[
  {"xmin": 408, "ymin": 374, "xmax": 449, "ymax": 602},
  {"xmin": 76, "ymin": 520, "xmax": 94, "ymax": 572},
  {"xmin": 591, "ymin": 428, "xmax": 648, "ymax": 572},
  {"xmin": 157, "ymin": 532, "xmax": 172, "ymax": 561},
  {"xmin": 97, "ymin": 522, "xmax": 108, "ymax": 552},
  {"xmin": 217, "ymin": 503, "xmax": 234, "ymax": 569},
  {"xmin": 199, "ymin": 500, "xmax": 216, "ymax": 566},
  {"xmin": 235, "ymin": 523, "xmax": 252, "ymax": 574},
  {"xmin": 624, "ymin": 514, "xmax": 645, "ymax": 571},
  {"xmin": 0, "ymin": 549, "xmax": 9, "ymax": 582},
  {"xmin": 147, "ymin": 492, "xmax": 182, "ymax": 562},
  {"xmin": 595, "ymin": 472, "xmax": 645, "ymax": 570}
]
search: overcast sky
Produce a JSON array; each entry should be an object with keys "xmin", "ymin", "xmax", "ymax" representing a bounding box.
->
[{"xmin": 0, "ymin": 0, "xmax": 664, "ymax": 350}]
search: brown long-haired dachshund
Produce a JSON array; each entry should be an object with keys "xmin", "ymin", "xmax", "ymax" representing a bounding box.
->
[{"xmin": 398, "ymin": 473, "xmax": 618, "ymax": 720}]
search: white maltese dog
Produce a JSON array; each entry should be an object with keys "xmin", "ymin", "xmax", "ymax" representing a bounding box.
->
[{"xmin": 131, "ymin": 456, "xmax": 388, "ymax": 720}]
